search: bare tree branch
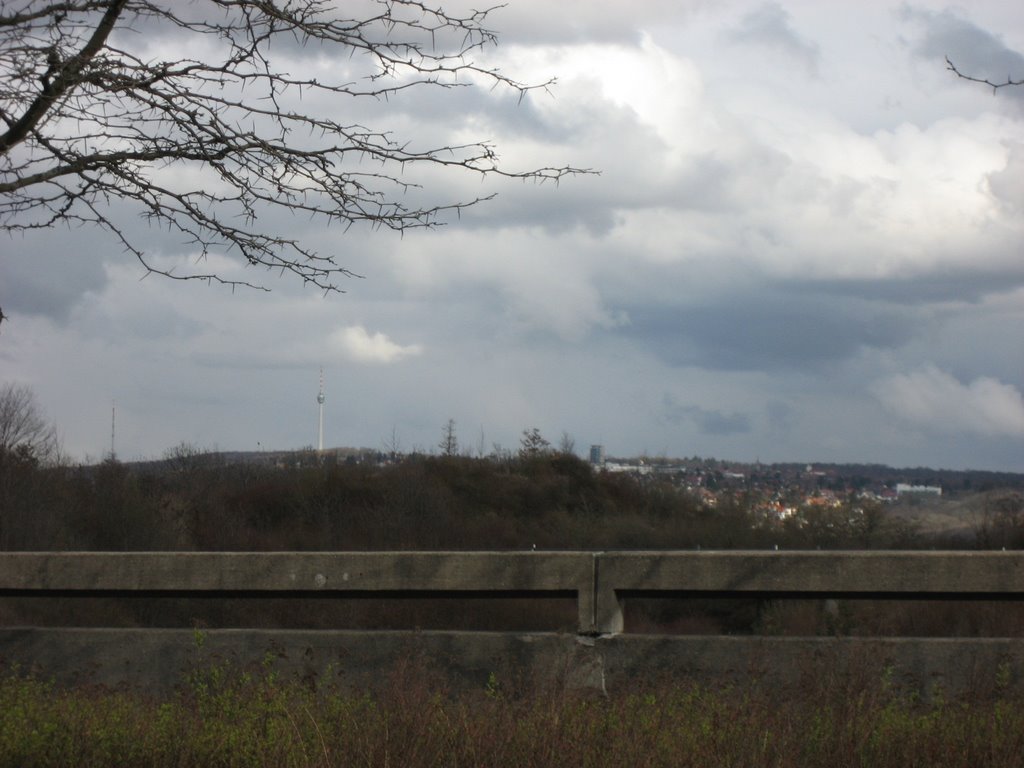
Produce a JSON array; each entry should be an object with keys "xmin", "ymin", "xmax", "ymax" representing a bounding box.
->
[
  {"xmin": 0, "ymin": 382, "xmax": 58, "ymax": 463},
  {"xmin": 0, "ymin": 0, "xmax": 593, "ymax": 292},
  {"xmin": 946, "ymin": 56, "xmax": 1024, "ymax": 92}
]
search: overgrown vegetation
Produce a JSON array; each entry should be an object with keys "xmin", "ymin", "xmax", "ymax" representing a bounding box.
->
[
  {"xmin": 0, "ymin": 650, "xmax": 1021, "ymax": 768},
  {"xmin": 1, "ymin": 450, "xmax": 932, "ymax": 552}
]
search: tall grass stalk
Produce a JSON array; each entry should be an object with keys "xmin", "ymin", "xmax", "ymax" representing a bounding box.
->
[{"xmin": 0, "ymin": 658, "xmax": 1021, "ymax": 768}]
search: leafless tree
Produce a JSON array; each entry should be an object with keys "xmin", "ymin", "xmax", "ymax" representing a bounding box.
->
[
  {"xmin": 0, "ymin": 382, "xmax": 58, "ymax": 462},
  {"xmin": 1, "ymin": 1, "xmax": 587, "ymax": 293},
  {"xmin": 381, "ymin": 425, "xmax": 403, "ymax": 460},
  {"xmin": 946, "ymin": 56, "xmax": 1023, "ymax": 92},
  {"xmin": 439, "ymin": 417, "xmax": 457, "ymax": 456},
  {"xmin": 518, "ymin": 426, "xmax": 549, "ymax": 458}
]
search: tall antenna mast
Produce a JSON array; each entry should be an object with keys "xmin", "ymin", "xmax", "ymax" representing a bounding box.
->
[
  {"xmin": 316, "ymin": 368, "xmax": 325, "ymax": 453},
  {"xmin": 110, "ymin": 400, "xmax": 116, "ymax": 461}
]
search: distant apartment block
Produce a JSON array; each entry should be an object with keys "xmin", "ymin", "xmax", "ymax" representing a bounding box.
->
[
  {"xmin": 896, "ymin": 483, "xmax": 942, "ymax": 497},
  {"xmin": 589, "ymin": 445, "xmax": 606, "ymax": 466}
]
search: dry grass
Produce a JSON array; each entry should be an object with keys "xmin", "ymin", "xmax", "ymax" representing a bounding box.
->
[{"xmin": 1, "ymin": 652, "xmax": 1021, "ymax": 768}]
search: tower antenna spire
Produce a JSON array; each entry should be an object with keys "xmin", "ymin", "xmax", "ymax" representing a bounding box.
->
[{"xmin": 316, "ymin": 368, "xmax": 325, "ymax": 453}]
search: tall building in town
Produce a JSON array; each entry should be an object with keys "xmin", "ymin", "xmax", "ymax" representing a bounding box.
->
[{"xmin": 316, "ymin": 368, "xmax": 325, "ymax": 453}]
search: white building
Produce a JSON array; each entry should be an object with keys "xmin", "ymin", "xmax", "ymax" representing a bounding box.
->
[{"xmin": 896, "ymin": 483, "xmax": 942, "ymax": 497}]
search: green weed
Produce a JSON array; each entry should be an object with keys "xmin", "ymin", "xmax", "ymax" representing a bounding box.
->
[{"xmin": 0, "ymin": 656, "xmax": 1021, "ymax": 768}]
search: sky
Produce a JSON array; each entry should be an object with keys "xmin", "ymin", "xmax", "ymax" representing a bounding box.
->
[{"xmin": 2, "ymin": 0, "xmax": 1023, "ymax": 471}]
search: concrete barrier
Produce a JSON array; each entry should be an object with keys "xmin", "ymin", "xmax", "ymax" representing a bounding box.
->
[
  {"xmin": 594, "ymin": 550, "xmax": 1024, "ymax": 632},
  {"xmin": 1, "ymin": 551, "xmax": 1022, "ymax": 695}
]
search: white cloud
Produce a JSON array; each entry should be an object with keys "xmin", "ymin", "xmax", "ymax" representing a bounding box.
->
[
  {"xmin": 988, "ymin": 142, "xmax": 1024, "ymax": 213},
  {"xmin": 477, "ymin": 27, "xmax": 1024, "ymax": 286},
  {"xmin": 872, "ymin": 366, "xmax": 1024, "ymax": 438},
  {"xmin": 330, "ymin": 325, "xmax": 423, "ymax": 364},
  {"xmin": 728, "ymin": 2, "xmax": 821, "ymax": 76}
]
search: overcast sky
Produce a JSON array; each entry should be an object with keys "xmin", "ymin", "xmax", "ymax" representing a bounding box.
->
[{"xmin": 2, "ymin": 0, "xmax": 1023, "ymax": 471}]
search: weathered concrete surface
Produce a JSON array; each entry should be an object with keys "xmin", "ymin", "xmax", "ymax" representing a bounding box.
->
[
  {"xmin": 1, "ymin": 628, "xmax": 1021, "ymax": 699},
  {"xmin": 596, "ymin": 551, "xmax": 1024, "ymax": 593},
  {"xmin": 0, "ymin": 551, "xmax": 597, "ymax": 632},
  {"xmin": 6, "ymin": 551, "xmax": 1024, "ymax": 634},
  {"xmin": 2, "ymin": 551, "xmax": 1023, "ymax": 695},
  {"xmin": 596, "ymin": 552, "xmax": 1024, "ymax": 632},
  {"xmin": 0, "ymin": 551, "xmax": 592, "ymax": 592}
]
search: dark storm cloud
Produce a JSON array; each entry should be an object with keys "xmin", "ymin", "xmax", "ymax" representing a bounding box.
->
[
  {"xmin": 0, "ymin": 184, "xmax": 285, "ymax": 325},
  {"xmin": 623, "ymin": 290, "xmax": 915, "ymax": 372},
  {"xmin": 1, "ymin": 229, "xmax": 110, "ymax": 323},
  {"xmin": 902, "ymin": 7, "xmax": 1024, "ymax": 103},
  {"xmin": 766, "ymin": 400, "xmax": 795, "ymax": 435},
  {"xmin": 661, "ymin": 394, "xmax": 752, "ymax": 436},
  {"xmin": 802, "ymin": 267, "xmax": 1024, "ymax": 305}
]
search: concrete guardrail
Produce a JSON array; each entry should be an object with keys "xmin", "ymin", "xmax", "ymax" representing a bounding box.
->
[
  {"xmin": 1, "ymin": 551, "xmax": 1022, "ymax": 694},
  {"xmin": 3, "ymin": 550, "xmax": 1023, "ymax": 633}
]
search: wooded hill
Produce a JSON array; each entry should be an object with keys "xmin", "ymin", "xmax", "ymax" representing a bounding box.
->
[{"xmin": 2, "ymin": 449, "xmax": 1021, "ymax": 553}]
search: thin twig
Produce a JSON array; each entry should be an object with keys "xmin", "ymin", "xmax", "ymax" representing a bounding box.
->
[{"xmin": 946, "ymin": 56, "xmax": 1024, "ymax": 92}]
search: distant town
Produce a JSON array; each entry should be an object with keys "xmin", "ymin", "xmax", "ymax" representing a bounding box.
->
[{"xmin": 151, "ymin": 441, "xmax": 1024, "ymax": 514}]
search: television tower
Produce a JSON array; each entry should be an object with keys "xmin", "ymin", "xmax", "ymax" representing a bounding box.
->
[{"xmin": 316, "ymin": 368, "xmax": 325, "ymax": 453}]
